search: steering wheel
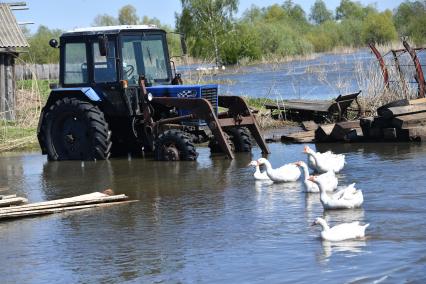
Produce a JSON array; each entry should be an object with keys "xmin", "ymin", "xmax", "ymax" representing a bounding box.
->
[{"xmin": 124, "ymin": 64, "xmax": 134, "ymax": 78}]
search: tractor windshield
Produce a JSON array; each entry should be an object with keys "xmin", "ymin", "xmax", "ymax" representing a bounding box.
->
[{"xmin": 121, "ymin": 34, "xmax": 170, "ymax": 85}]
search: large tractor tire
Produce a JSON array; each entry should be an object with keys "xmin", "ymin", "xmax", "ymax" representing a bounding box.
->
[
  {"xmin": 40, "ymin": 97, "xmax": 112, "ymax": 161},
  {"xmin": 208, "ymin": 132, "xmax": 235, "ymax": 154},
  {"xmin": 155, "ymin": 130, "xmax": 198, "ymax": 161},
  {"xmin": 226, "ymin": 127, "xmax": 252, "ymax": 152}
]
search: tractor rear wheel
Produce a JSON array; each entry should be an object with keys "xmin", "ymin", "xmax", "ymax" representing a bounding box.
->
[
  {"xmin": 40, "ymin": 97, "xmax": 112, "ymax": 161},
  {"xmin": 227, "ymin": 127, "xmax": 252, "ymax": 152},
  {"xmin": 155, "ymin": 130, "xmax": 198, "ymax": 161}
]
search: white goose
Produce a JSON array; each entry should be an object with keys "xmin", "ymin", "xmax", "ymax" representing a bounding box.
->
[
  {"xmin": 308, "ymin": 175, "xmax": 364, "ymax": 209},
  {"xmin": 248, "ymin": 160, "xmax": 270, "ymax": 181},
  {"xmin": 312, "ymin": 217, "xmax": 369, "ymax": 242},
  {"xmin": 256, "ymin": 158, "xmax": 301, "ymax": 183},
  {"xmin": 307, "ymin": 150, "xmax": 332, "ymax": 171},
  {"xmin": 304, "ymin": 146, "xmax": 345, "ymax": 173},
  {"xmin": 295, "ymin": 161, "xmax": 337, "ymax": 193}
]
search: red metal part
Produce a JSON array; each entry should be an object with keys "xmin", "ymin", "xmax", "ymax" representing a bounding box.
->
[
  {"xmin": 402, "ymin": 40, "xmax": 425, "ymax": 98},
  {"xmin": 368, "ymin": 42, "xmax": 389, "ymax": 89}
]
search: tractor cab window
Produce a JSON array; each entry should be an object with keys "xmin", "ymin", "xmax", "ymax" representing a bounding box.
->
[
  {"xmin": 64, "ymin": 42, "xmax": 88, "ymax": 84},
  {"xmin": 93, "ymin": 41, "xmax": 117, "ymax": 82},
  {"xmin": 121, "ymin": 34, "xmax": 169, "ymax": 85}
]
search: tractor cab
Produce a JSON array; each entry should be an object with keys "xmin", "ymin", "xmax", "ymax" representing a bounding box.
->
[{"xmin": 38, "ymin": 25, "xmax": 269, "ymax": 161}]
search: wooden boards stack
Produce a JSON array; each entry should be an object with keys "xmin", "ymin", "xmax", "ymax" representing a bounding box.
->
[
  {"xmin": 361, "ymin": 98, "xmax": 426, "ymax": 142},
  {"xmin": 0, "ymin": 192, "xmax": 135, "ymax": 220}
]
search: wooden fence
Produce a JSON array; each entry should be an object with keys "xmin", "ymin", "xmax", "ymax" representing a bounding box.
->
[{"xmin": 15, "ymin": 64, "xmax": 59, "ymax": 80}]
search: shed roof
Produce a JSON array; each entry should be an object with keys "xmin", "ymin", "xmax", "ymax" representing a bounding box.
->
[{"xmin": 0, "ymin": 3, "xmax": 29, "ymax": 48}]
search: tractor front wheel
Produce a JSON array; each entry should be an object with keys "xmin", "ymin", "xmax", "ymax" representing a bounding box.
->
[
  {"xmin": 40, "ymin": 97, "xmax": 112, "ymax": 161},
  {"xmin": 155, "ymin": 130, "xmax": 198, "ymax": 161},
  {"xmin": 227, "ymin": 127, "xmax": 252, "ymax": 152}
]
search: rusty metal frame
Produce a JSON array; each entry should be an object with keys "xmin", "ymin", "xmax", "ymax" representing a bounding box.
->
[
  {"xmin": 369, "ymin": 41, "xmax": 426, "ymax": 99},
  {"xmin": 402, "ymin": 40, "xmax": 425, "ymax": 98},
  {"xmin": 368, "ymin": 42, "xmax": 389, "ymax": 89}
]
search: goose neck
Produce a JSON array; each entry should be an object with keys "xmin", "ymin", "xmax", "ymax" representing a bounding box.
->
[{"xmin": 317, "ymin": 218, "xmax": 330, "ymax": 231}]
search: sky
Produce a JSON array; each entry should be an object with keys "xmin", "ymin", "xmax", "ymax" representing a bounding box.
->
[{"xmin": 14, "ymin": 0, "xmax": 406, "ymax": 33}]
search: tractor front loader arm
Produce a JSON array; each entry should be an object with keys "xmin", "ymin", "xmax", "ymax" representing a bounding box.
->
[
  {"xmin": 218, "ymin": 96, "xmax": 270, "ymax": 155},
  {"xmin": 151, "ymin": 97, "xmax": 235, "ymax": 159}
]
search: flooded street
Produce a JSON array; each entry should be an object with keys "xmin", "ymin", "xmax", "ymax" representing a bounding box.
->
[{"xmin": 1, "ymin": 142, "xmax": 426, "ymax": 283}]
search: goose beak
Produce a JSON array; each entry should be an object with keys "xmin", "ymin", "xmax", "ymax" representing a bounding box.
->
[
  {"xmin": 307, "ymin": 176, "xmax": 315, "ymax": 182},
  {"xmin": 303, "ymin": 146, "xmax": 308, "ymax": 153},
  {"xmin": 311, "ymin": 220, "xmax": 317, "ymax": 226}
]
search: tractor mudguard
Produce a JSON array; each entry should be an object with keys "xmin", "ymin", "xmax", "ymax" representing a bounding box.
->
[{"xmin": 45, "ymin": 87, "xmax": 101, "ymax": 107}]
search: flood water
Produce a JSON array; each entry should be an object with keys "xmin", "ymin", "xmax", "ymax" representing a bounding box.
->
[{"xmin": 1, "ymin": 142, "xmax": 426, "ymax": 283}]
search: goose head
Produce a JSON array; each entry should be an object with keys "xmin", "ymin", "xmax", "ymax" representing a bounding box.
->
[
  {"xmin": 256, "ymin": 158, "xmax": 268, "ymax": 165},
  {"xmin": 311, "ymin": 217, "xmax": 328, "ymax": 229},
  {"xmin": 294, "ymin": 161, "xmax": 306, "ymax": 167},
  {"xmin": 308, "ymin": 175, "xmax": 318, "ymax": 183},
  {"xmin": 247, "ymin": 160, "xmax": 258, "ymax": 167},
  {"xmin": 303, "ymin": 145, "xmax": 314, "ymax": 154}
]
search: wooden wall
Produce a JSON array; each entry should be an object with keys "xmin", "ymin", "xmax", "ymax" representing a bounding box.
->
[{"xmin": 0, "ymin": 53, "xmax": 15, "ymax": 120}]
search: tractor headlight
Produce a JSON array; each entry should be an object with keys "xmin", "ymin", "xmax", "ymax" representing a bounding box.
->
[{"xmin": 147, "ymin": 92, "xmax": 153, "ymax": 101}]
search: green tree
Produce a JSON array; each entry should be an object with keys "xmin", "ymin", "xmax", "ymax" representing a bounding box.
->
[
  {"xmin": 21, "ymin": 25, "xmax": 62, "ymax": 64},
  {"xmin": 336, "ymin": 0, "xmax": 365, "ymax": 20},
  {"xmin": 118, "ymin": 5, "xmax": 139, "ymax": 25},
  {"xmin": 176, "ymin": 0, "xmax": 239, "ymax": 65},
  {"xmin": 310, "ymin": 0, "xmax": 333, "ymax": 24},
  {"xmin": 93, "ymin": 14, "xmax": 118, "ymax": 26},
  {"xmin": 361, "ymin": 11, "xmax": 397, "ymax": 44},
  {"xmin": 394, "ymin": 1, "xmax": 426, "ymax": 44}
]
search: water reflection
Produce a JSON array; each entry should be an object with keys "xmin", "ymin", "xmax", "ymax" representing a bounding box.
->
[{"xmin": 318, "ymin": 240, "xmax": 367, "ymax": 263}]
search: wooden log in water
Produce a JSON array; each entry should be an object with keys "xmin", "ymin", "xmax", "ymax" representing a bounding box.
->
[
  {"xmin": 315, "ymin": 124, "xmax": 335, "ymax": 142},
  {"xmin": 0, "ymin": 200, "xmax": 138, "ymax": 220},
  {"xmin": 391, "ymin": 112, "xmax": 426, "ymax": 128}
]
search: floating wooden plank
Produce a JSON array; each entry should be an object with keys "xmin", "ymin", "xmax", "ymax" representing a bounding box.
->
[
  {"xmin": 301, "ymin": 120, "xmax": 318, "ymax": 131},
  {"xmin": 391, "ymin": 112, "xmax": 426, "ymax": 128},
  {"xmin": 0, "ymin": 193, "xmax": 128, "ymax": 214},
  {"xmin": 315, "ymin": 124, "xmax": 335, "ymax": 142},
  {"xmin": 0, "ymin": 197, "xmax": 27, "ymax": 207},
  {"xmin": 379, "ymin": 104, "xmax": 426, "ymax": 119},
  {"xmin": 0, "ymin": 200, "xmax": 138, "ymax": 220},
  {"xmin": 281, "ymin": 130, "xmax": 315, "ymax": 143},
  {"xmin": 265, "ymin": 136, "xmax": 281, "ymax": 143}
]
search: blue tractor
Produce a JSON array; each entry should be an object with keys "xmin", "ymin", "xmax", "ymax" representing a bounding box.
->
[{"xmin": 37, "ymin": 25, "xmax": 269, "ymax": 161}]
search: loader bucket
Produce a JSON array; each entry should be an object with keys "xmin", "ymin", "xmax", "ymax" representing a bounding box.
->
[{"xmin": 151, "ymin": 96, "xmax": 270, "ymax": 159}]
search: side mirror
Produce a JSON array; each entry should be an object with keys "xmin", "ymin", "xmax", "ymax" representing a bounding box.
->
[
  {"xmin": 98, "ymin": 35, "xmax": 108, "ymax": 57},
  {"xmin": 180, "ymin": 34, "xmax": 187, "ymax": 55},
  {"xmin": 49, "ymin": 39, "xmax": 59, "ymax": 48}
]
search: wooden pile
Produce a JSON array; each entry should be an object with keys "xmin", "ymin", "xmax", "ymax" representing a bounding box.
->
[
  {"xmin": 280, "ymin": 120, "xmax": 362, "ymax": 143},
  {"xmin": 361, "ymin": 98, "xmax": 426, "ymax": 142},
  {"xmin": 0, "ymin": 192, "xmax": 135, "ymax": 220}
]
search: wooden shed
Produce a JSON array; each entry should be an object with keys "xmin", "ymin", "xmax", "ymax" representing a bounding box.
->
[{"xmin": 0, "ymin": 2, "xmax": 29, "ymax": 120}]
